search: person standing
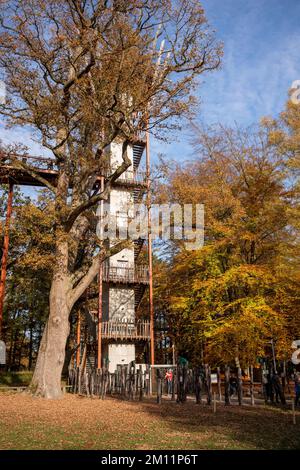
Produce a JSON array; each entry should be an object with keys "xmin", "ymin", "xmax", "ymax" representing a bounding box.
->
[{"xmin": 165, "ymin": 369, "xmax": 173, "ymax": 395}]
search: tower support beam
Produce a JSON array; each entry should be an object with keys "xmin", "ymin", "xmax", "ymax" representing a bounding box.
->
[
  {"xmin": 0, "ymin": 181, "xmax": 13, "ymax": 338},
  {"xmin": 146, "ymin": 131, "xmax": 155, "ymax": 366}
]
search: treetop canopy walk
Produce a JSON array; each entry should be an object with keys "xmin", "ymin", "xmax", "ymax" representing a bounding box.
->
[{"xmin": 0, "ymin": 151, "xmax": 147, "ymax": 189}]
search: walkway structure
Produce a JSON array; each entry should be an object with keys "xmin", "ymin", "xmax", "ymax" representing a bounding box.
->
[{"xmin": 0, "ymin": 133, "xmax": 155, "ymax": 370}]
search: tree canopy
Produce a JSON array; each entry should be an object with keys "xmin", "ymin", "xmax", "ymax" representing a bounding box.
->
[{"xmin": 153, "ymin": 124, "xmax": 300, "ymax": 367}]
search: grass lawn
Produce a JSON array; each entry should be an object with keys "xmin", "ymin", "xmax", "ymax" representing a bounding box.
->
[
  {"xmin": 0, "ymin": 371, "xmax": 33, "ymax": 387},
  {"xmin": 0, "ymin": 392, "xmax": 299, "ymax": 450}
]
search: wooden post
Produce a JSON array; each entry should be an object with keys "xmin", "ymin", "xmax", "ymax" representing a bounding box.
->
[
  {"xmin": 146, "ymin": 129, "xmax": 154, "ymax": 366},
  {"xmin": 145, "ymin": 364, "xmax": 150, "ymax": 396},
  {"xmin": 205, "ymin": 364, "xmax": 212, "ymax": 405},
  {"xmin": 176, "ymin": 365, "xmax": 181, "ymax": 403},
  {"xmin": 292, "ymin": 399, "xmax": 296, "ymax": 425},
  {"xmin": 76, "ymin": 310, "xmax": 81, "ymax": 367},
  {"xmin": 129, "ymin": 363, "xmax": 135, "ymax": 400},
  {"xmin": 225, "ymin": 365, "xmax": 231, "ymax": 406},
  {"xmin": 0, "ymin": 181, "xmax": 13, "ymax": 338},
  {"xmin": 217, "ymin": 367, "xmax": 222, "ymax": 402},
  {"xmin": 76, "ymin": 366, "xmax": 80, "ymax": 394},
  {"xmin": 122, "ymin": 366, "xmax": 126, "ymax": 398},
  {"xmin": 282, "ymin": 360, "xmax": 286, "ymax": 394},
  {"xmin": 261, "ymin": 364, "xmax": 267, "ymax": 402},
  {"xmin": 84, "ymin": 370, "xmax": 90, "ymax": 397},
  {"xmin": 182, "ymin": 365, "xmax": 188, "ymax": 402},
  {"xmin": 103, "ymin": 370, "xmax": 109, "ymax": 400},
  {"xmin": 171, "ymin": 367, "xmax": 176, "ymax": 401},
  {"xmin": 195, "ymin": 367, "xmax": 202, "ymax": 404},
  {"xmin": 136, "ymin": 367, "xmax": 139, "ymax": 397},
  {"xmin": 139, "ymin": 365, "xmax": 143, "ymax": 401},
  {"xmin": 80, "ymin": 344, "xmax": 87, "ymax": 376},
  {"xmin": 90, "ymin": 370, "xmax": 94, "ymax": 398},
  {"xmin": 213, "ymin": 392, "xmax": 217, "ymax": 413},
  {"xmin": 156, "ymin": 368, "xmax": 162, "ymax": 404},
  {"xmin": 250, "ymin": 365, "xmax": 255, "ymax": 406},
  {"xmin": 99, "ymin": 368, "xmax": 103, "ymax": 398},
  {"xmin": 237, "ymin": 367, "xmax": 243, "ymax": 406}
]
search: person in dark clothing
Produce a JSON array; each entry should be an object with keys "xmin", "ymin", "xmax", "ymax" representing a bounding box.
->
[
  {"xmin": 271, "ymin": 373, "xmax": 286, "ymax": 405},
  {"xmin": 295, "ymin": 373, "xmax": 300, "ymax": 407},
  {"xmin": 262, "ymin": 370, "xmax": 273, "ymax": 403},
  {"xmin": 229, "ymin": 375, "xmax": 238, "ymax": 397}
]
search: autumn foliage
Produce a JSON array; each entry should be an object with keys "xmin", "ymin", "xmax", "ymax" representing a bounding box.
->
[{"xmin": 154, "ymin": 124, "xmax": 300, "ymax": 367}]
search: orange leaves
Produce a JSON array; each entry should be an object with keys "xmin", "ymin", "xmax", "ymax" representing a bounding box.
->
[{"xmin": 153, "ymin": 123, "xmax": 300, "ymax": 365}]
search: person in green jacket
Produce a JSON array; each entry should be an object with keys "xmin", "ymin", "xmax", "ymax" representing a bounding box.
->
[{"xmin": 178, "ymin": 355, "xmax": 188, "ymax": 366}]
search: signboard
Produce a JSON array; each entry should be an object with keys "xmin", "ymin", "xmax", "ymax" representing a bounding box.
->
[
  {"xmin": 291, "ymin": 340, "xmax": 300, "ymax": 365},
  {"xmin": 211, "ymin": 373, "xmax": 218, "ymax": 384},
  {"xmin": 0, "ymin": 341, "xmax": 6, "ymax": 365}
]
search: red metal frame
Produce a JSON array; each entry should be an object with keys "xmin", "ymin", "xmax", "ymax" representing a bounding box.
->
[
  {"xmin": 146, "ymin": 131, "xmax": 155, "ymax": 366},
  {"xmin": 0, "ymin": 181, "xmax": 13, "ymax": 338}
]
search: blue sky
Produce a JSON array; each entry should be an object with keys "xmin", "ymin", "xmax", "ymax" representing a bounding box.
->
[
  {"xmin": 1, "ymin": 0, "xmax": 300, "ymax": 184},
  {"xmin": 153, "ymin": 0, "xmax": 300, "ymax": 162}
]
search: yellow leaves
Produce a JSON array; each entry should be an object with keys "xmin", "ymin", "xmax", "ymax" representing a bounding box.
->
[
  {"xmin": 17, "ymin": 247, "xmax": 55, "ymax": 272},
  {"xmin": 1, "ymin": 192, "xmax": 56, "ymax": 274},
  {"xmin": 205, "ymin": 298, "xmax": 285, "ymax": 365},
  {"xmin": 169, "ymin": 296, "xmax": 189, "ymax": 311},
  {"xmin": 153, "ymin": 121, "xmax": 300, "ymax": 365}
]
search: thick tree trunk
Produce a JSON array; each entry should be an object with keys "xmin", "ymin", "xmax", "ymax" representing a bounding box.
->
[{"xmin": 30, "ymin": 270, "xmax": 72, "ymax": 399}]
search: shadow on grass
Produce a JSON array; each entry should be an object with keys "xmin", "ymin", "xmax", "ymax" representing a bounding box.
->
[{"xmin": 118, "ymin": 396, "xmax": 300, "ymax": 450}]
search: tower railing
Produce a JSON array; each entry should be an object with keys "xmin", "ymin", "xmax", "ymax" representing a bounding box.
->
[
  {"xmin": 101, "ymin": 167, "xmax": 147, "ymax": 185},
  {"xmin": 0, "ymin": 152, "xmax": 57, "ymax": 171},
  {"xmin": 102, "ymin": 264, "xmax": 149, "ymax": 284},
  {"xmin": 100, "ymin": 320, "xmax": 150, "ymax": 340}
]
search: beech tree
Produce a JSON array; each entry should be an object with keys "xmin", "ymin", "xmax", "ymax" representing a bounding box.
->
[
  {"xmin": 154, "ymin": 125, "xmax": 299, "ymax": 366},
  {"xmin": 0, "ymin": 0, "xmax": 221, "ymax": 397}
]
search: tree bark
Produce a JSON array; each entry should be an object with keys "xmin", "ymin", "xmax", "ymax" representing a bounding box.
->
[
  {"xmin": 30, "ymin": 269, "xmax": 72, "ymax": 398},
  {"xmin": 30, "ymin": 234, "xmax": 73, "ymax": 398}
]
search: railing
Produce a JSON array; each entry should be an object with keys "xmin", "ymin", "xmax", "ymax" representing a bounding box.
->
[
  {"xmin": 102, "ymin": 265, "xmax": 149, "ymax": 284},
  {"xmin": 100, "ymin": 320, "xmax": 150, "ymax": 340},
  {"xmin": 101, "ymin": 167, "xmax": 147, "ymax": 186},
  {"xmin": 0, "ymin": 152, "xmax": 57, "ymax": 171},
  {"xmin": 0, "ymin": 153, "xmax": 146, "ymax": 185}
]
